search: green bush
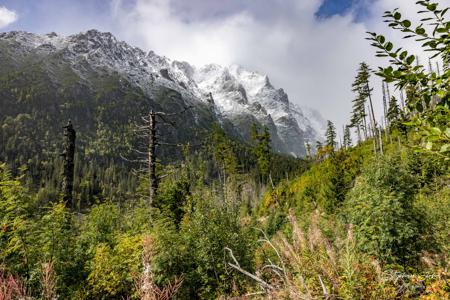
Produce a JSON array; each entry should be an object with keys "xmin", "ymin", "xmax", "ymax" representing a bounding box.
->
[
  {"xmin": 342, "ymin": 155, "xmax": 427, "ymax": 267},
  {"xmin": 151, "ymin": 191, "xmax": 255, "ymax": 298}
]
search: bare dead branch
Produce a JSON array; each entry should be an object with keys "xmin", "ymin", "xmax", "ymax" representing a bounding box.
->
[
  {"xmin": 318, "ymin": 275, "xmax": 328, "ymax": 298},
  {"xmin": 224, "ymin": 247, "xmax": 275, "ymax": 292},
  {"xmin": 154, "ymin": 106, "xmax": 194, "ymax": 117},
  {"xmin": 254, "ymin": 228, "xmax": 290, "ymax": 285}
]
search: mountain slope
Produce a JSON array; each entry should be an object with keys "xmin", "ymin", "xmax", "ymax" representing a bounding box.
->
[{"xmin": 0, "ymin": 29, "xmax": 324, "ymax": 157}]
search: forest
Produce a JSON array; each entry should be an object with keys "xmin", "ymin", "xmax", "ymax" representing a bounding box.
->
[{"xmin": 0, "ymin": 1, "xmax": 449, "ymax": 299}]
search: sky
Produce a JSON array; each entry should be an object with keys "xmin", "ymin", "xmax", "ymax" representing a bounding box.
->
[{"xmin": 0, "ymin": 0, "xmax": 448, "ymax": 138}]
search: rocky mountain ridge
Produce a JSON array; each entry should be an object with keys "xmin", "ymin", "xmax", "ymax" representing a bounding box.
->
[{"xmin": 0, "ymin": 29, "xmax": 325, "ymax": 156}]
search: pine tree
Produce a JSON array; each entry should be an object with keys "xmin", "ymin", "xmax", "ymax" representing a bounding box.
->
[
  {"xmin": 350, "ymin": 62, "xmax": 377, "ymax": 140},
  {"xmin": 350, "ymin": 92, "xmax": 367, "ymax": 139},
  {"xmin": 251, "ymin": 124, "xmax": 272, "ymax": 181},
  {"xmin": 343, "ymin": 125, "xmax": 352, "ymax": 149},
  {"xmin": 387, "ymin": 96, "xmax": 401, "ymax": 129},
  {"xmin": 325, "ymin": 120, "xmax": 337, "ymax": 151},
  {"xmin": 211, "ymin": 125, "xmax": 238, "ymax": 178}
]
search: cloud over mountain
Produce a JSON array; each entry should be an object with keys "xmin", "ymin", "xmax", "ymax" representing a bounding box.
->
[{"xmin": 0, "ymin": 6, "xmax": 17, "ymax": 29}]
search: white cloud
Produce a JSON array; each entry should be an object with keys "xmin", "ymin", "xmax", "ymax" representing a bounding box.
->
[
  {"xmin": 112, "ymin": 0, "xmax": 405, "ymax": 132},
  {"xmin": 0, "ymin": 6, "xmax": 18, "ymax": 29}
]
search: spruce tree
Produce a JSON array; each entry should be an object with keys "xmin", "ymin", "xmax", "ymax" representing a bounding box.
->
[
  {"xmin": 387, "ymin": 96, "xmax": 401, "ymax": 129},
  {"xmin": 325, "ymin": 120, "xmax": 337, "ymax": 150},
  {"xmin": 251, "ymin": 124, "xmax": 272, "ymax": 181},
  {"xmin": 350, "ymin": 62, "xmax": 377, "ymax": 140}
]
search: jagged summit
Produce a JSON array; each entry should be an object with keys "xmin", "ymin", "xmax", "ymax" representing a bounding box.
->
[{"xmin": 0, "ymin": 29, "xmax": 325, "ymax": 156}]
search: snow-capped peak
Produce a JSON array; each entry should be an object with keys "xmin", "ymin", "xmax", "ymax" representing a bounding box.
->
[{"xmin": 0, "ymin": 29, "xmax": 325, "ymax": 156}]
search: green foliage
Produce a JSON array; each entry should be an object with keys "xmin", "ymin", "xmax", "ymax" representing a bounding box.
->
[
  {"xmin": 208, "ymin": 124, "xmax": 238, "ymax": 177},
  {"xmin": 260, "ymin": 147, "xmax": 363, "ymax": 215},
  {"xmin": 367, "ymin": 0, "xmax": 450, "ymax": 159},
  {"xmin": 386, "ymin": 96, "xmax": 404, "ymax": 133},
  {"xmin": 0, "ymin": 164, "xmax": 34, "ymax": 275},
  {"xmin": 251, "ymin": 124, "xmax": 272, "ymax": 179},
  {"xmin": 82, "ymin": 202, "xmax": 120, "ymax": 249},
  {"xmin": 1, "ymin": 2, "xmax": 449, "ymax": 297},
  {"xmin": 350, "ymin": 62, "xmax": 372, "ymax": 140},
  {"xmin": 415, "ymin": 185, "xmax": 450, "ymax": 264},
  {"xmin": 27, "ymin": 202, "xmax": 79, "ymax": 297},
  {"xmin": 87, "ymin": 234, "xmax": 143, "ymax": 298},
  {"xmin": 342, "ymin": 155, "xmax": 427, "ymax": 266},
  {"xmin": 154, "ymin": 170, "xmax": 190, "ymax": 227},
  {"xmin": 325, "ymin": 120, "xmax": 337, "ymax": 150},
  {"xmin": 151, "ymin": 191, "xmax": 255, "ymax": 298}
]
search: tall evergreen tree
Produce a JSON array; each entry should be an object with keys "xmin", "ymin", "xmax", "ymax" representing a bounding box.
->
[
  {"xmin": 325, "ymin": 120, "xmax": 337, "ymax": 150},
  {"xmin": 251, "ymin": 124, "xmax": 272, "ymax": 180},
  {"xmin": 350, "ymin": 62, "xmax": 377, "ymax": 140},
  {"xmin": 387, "ymin": 96, "xmax": 402, "ymax": 129}
]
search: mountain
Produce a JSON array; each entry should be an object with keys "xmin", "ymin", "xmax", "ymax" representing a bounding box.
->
[{"xmin": 0, "ymin": 29, "xmax": 324, "ymax": 158}]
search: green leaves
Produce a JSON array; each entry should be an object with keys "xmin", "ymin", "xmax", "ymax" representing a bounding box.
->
[
  {"xmin": 406, "ymin": 55, "xmax": 415, "ymax": 65},
  {"xmin": 385, "ymin": 42, "xmax": 393, "ymax": 51},
  {"xmin": 367, "ymin": 1, "xmax": 450, "ymax": 160},
  {"xmin": 440, "ymin": 144, "xmax": 450, "ymax": 153},
  {"xmin": 343, "ymin": 156, "xmax": 424, "ymax": 265},
  {"xmin": 402, "ymin": 20, "xmax": 412, "ymax": 28},
  {"xmin": 399, "ymin": 50, "xmax": 408, "ymax": 60},
  {"xmin": 427, "ymin": 3, "xmax": 437, "ymax": 11},
  {"xmin": 415, "ymin": 26, "xmax": 426, "ymax": 35}
]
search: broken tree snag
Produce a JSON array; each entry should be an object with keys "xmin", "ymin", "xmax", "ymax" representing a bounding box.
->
[
  {"xmin": 149, "ymin": 110, "xmax": 157, "ymax": 205},
  {"xmin": 61, "ymin": 120, "xmax": 76, "ymax": 208},
  {"xmin": 139, "ymin": 106, "xmax": 193, "ymax": 206}
]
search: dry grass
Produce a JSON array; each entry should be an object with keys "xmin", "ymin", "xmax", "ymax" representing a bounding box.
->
[
  {"xmin": 41, "ymin": 262, "xmax": 57, "ymax": 300},
  {"xmin": 227, "ymin": 210, "xmax": 387, "ymax": 299},
  {"xmin": 0, "ymin": 272, "xmax": 27, "ymax": 300},
  {"xmin": 134, "ymin": 235, "xmax": 182, "ymax": 300}
]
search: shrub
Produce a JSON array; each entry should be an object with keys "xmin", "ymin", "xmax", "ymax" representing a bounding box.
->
[{"xmin": 342, "ymin": 155, "xmax": 427, "ymax": 266}]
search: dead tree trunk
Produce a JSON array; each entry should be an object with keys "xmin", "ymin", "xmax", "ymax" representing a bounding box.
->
[
  {"xmin": 148, "ymin": 110, "xmax": 157, "ymax": 205},
  {"xmin": 382, "ymin": 82, "xmax": 390, "ymax": 143},
  {"xmin": 378, "ymin": 126, "xmax": 384, "ymax": 156},
  {"xmin": 61, "ymin": 120, "xmax": 76, "ymax": 208},
  {"xmin": 366, "ymin": 82, "xmax": 377, "ymax": 138},
  {"xmin": 138, "ymin": 106, "xmax": 193, "ymax": 206},
  {"xmin": 400, "ymin": 89, "xmax": 406, "ymax": 111}
]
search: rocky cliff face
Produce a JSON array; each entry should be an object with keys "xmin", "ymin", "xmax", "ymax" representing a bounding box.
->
[{"xmin": 0, "ymin": 29, "xmax": 324, "ymax": 156}]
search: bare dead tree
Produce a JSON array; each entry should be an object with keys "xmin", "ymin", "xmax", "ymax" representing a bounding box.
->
[
  {"xmin": 366, "ymin": 82, "xmax": 378, "ymax": 143},
  {"xmin": 399, "ymin": 89, "xmax": 406, "ymax": 111},
  {"xmin": 382, "ymin": 82, "xmax": 388, "ymax": 127},
  {"xmin": 378, "ymin": 125, "xmax": 384, "ymax": 156},
  {"xmin": 382, "ymin": 82, "xmax": 391, "ymax": 143},
  {"xmin": 61, "ymin": 120, "xmax": 76, "ymax": 208},
  {"xmin": 148, "ymin": 110, "xmax": 157, "ymax": 204},
  {"xmin": 132, "ymin": 106, "xmax": 193, "ymax": 205}
]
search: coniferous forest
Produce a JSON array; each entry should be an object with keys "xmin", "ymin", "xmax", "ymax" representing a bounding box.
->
[{"xmin": 0, "ymin": 1, "xmax": 449, "ymax": 299}]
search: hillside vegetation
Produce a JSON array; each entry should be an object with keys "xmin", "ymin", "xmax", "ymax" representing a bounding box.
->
[{"xmin": 0, "ymin": 1, "xmax": 449, "ymax": 299}]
